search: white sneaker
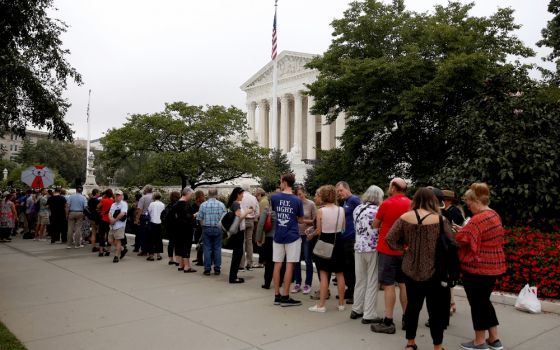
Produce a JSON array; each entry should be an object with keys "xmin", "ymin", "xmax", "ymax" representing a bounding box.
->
[
  {"xmin": 308, "ymin": 304, "xmax": 326, "ymax": 313},
  {"xmin": 337, "ymin": 305, "xmax": 346, "ymax": 311},
  {"xmin": 291, "ymin": 284, "xmax": 301, "ymax": 293},
  {"xmin": 66, "ymin": 246, "xmax": 72, "ymax": 249}
]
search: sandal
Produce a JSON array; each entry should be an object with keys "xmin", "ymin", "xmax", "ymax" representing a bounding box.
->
[
  {"xmin": 405, "ymin": 345, "xmax": 418, "ymax": 350},
  {"xmin": 184, "ymin": 268, "xmax": 197, "ymax": 273},
  {"xmin": 229, "ymin": 278, "xmax": 245, "ymax": 284}
]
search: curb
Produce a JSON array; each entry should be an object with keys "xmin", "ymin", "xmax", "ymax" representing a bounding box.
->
[{"xmin": 125, "ymin": 234, "xmax": 560, "ymax": 315}]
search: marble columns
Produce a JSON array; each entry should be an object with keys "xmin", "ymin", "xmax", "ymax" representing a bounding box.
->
[
  {"xmin": 293, "ymin": 92, "xmax": 303, "ymax": 152},
  {"xmin": 307, "ymin": 96, "xmax": 316, "ymax": 160},
  {"xmin": 280, "ymin": 95, "xmax": 290, "ymax": 153},
  {"xmin": 246, "ymin": 101, "xmax": 256, "ymax": 141}
]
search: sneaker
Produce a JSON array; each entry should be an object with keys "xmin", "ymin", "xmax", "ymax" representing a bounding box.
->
[
  {"xmin": 203, "ymin": 270, "xmax": 211, "ymax": 276},
  {"xmin": 92, "ymin": 247, "xmax": 100, "ymax": 252},
  {"xmin": 308, "ymin": 304, "xmax": 326, "ymax": 313},
  {"xmin": 274, "ymin": 294, "xmax": 282, "ymax": 305},
  {"xmin": 78, "ymin": 244, "xmax": 84, "ymax": 248},
  {"xmin": 460, "ymin": 341, "xmax": 489, "ymax": 350},
  {"xmin": 120, "ymin": 247, "xmax": 128, "ymax": 259},
  {"xmin": 113, "ymin": 256, "xmax": 119, "ymax": 263},
  {"xmin": 66, "ymin": 246, "xmax": 72, "ymax": 249},
  {"xmin": 73, "ymin": 246, "xmax": 80, "ymax": 249},
  {"xmin": 362, "ymin": 317, "xmax": 384, "ymax": 324},
  {"xmin": 370, "ymin": 322, "xmax": 396, "ymax": 334},
  {"xmin": 291, "ymin": 284, "xmax": 301, "ymax": 293},
  {"xmin": 486, "ymin": 339, "xmax": 503, "ymax": 350},
  {"xmin": 280, "ymin": 296, "xmax": 302, "ymax": 307},
  {"xmin": 302, "ymin": 285, "xmax": 311, "ymax": 294},
  {"xmin": 245, "ymin": 265, "xmax": 253, "ymax": 271},
  {"xmin": 337, "ymin": 305, "xmax": 345, "ymax": 311}
]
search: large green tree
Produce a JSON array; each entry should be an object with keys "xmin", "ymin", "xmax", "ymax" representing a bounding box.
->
[
  {"xmin": 306, "ymin": 0, "xmax": 534, "ymax": 185},
  {"xmin": 538, "ymin": 0, "xmax": 560, "ymax": 83},
  {"xmin": 432, "ymin": 67, "xmax": 560, "ymax": 228},
  {"xmin": 0, "ymin": 0, "xmax": 82, "ymax": 140},
  {"xmin": 101, "ymin": 102, "xmax": 270, "ymax": 189},
  {"xmin": 16, "ymin": 139, "xmax": 86, "ymax": 185}
]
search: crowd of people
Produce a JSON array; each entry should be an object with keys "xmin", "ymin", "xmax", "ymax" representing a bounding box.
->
[{"xmin": 0, "ymin": 174, "xmax": 507, "ymax": 350}]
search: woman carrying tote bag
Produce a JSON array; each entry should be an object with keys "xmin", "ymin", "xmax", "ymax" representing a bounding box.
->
[{"xmin": 308, "ymin": 185, "xmax": 346, "ymax": 313}]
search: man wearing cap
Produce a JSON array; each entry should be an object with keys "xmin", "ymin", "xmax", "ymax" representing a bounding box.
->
[
  {"xmin": 66, "ymin": 186, "xmax": 87, "ymax": 248},
  {"xmin": 109, "ymin": 190, "xmax": 128, "ymax": 263},
  {"xmin": 371, "ymin": 177, "xmax": 411, "ymax": 334},
  {"xmin": 442, "ymin": 190, "xmax": 465, "ymax": 226}
]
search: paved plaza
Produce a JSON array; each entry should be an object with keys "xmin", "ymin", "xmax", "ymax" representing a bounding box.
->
[{"xmin": 1, "ymin": 237, "xmax": 559, "ymax": 350}]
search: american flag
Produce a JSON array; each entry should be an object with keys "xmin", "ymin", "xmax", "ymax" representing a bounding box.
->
[{"xmin": 271, "ymin": 2, "xmax": 278, "ymax": 60}]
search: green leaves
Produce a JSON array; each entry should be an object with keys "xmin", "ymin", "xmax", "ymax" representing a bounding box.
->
[
  {"xmin": 0, "ymin": 0, "xmax": 82, "ymax": 140},
  {"xmin": 100, "ymin": 102, "xmax": 269, "ymax": 189}
]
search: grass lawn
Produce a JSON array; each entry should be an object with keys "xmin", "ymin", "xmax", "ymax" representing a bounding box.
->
[{"xmin": 0, "ymin": 321, "xmax": 26, "ymax": 350}]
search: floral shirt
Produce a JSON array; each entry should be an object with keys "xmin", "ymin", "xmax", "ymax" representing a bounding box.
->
[{"xmin": 353, "ymin": 202, "xmax": 380, "ymax": 253}]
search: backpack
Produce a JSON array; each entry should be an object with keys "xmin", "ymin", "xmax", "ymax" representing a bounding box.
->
[
  {"xmin": 160, "ymin": 203, "xmax": 173, "ymax": 227},
  {"xmin": 434, "ymin": 215, "xmax": 461, "ymax": 288}
]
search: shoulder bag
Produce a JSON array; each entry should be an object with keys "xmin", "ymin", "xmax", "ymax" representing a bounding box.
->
[{"xmin": 313, "ymin": 207, "xmax": 342, "ymax": 259}]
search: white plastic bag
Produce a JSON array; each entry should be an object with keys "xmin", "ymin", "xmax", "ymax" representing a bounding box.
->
[{"xmin": 515, "ymin": 284, "xmax": 541, "ymax": 314}]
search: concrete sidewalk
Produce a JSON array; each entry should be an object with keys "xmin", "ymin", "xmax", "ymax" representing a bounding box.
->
[{"xmin": 1, "ymin": 237, "xmax": 559, "ymax": 350}]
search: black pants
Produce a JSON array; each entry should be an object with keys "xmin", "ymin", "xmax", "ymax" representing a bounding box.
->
[
  {"xmin": 147, "ymin": 223, "xmax": 163, "ymax": 254},
  {"xmin": 404, "ymin": 276, "xmax": 450, "ymax": 345},
  {"xmin": 229, "ymin": 230, "xmax": 245, "ymax": 282},
  {"xmin": 167, "ymin": 232, "xmax": 175, "ymax": 258},
  {"xmin": 97, "ymin": 221, "xmax": 109, "ymax": 247},
  {"xmin": 343, "ymin": 239, "xmax": 356, "ymax": 297},
  {"xmin": 0, "ymin": 227, "xmax": 11, "ymax": 240},
  {"xmin": 462, "ymin": 272, "xmax": 499, "ymax": 331},
  {"xmin": 50, "ymin": 217, "xmax": 67, "ymax": 243}
]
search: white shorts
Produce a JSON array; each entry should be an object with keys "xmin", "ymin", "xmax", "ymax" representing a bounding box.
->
[{"xmin": 273, "ymin": 239, "xmax": 301, "ymax": 263}]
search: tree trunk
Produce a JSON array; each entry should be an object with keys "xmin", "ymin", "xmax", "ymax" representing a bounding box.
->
[{"xmin": 180, "ymin": 174, "xmax": 187, "ymax": 190}]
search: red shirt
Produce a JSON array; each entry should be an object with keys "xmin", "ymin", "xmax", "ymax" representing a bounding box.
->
[
  {"xmin": 99, "ymin": 197, "xmax": 114, "ymax": 223},
  {"xmin": 376, "ymin": 194, "xmax": 411, "ymax": 256},
  {"xmin": 456, "ymin": 209, "xmax": 506, "ymax": 276}
]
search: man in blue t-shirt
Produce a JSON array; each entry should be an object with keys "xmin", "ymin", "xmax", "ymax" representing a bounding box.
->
[
  {"xmin": 336, "ymin": 181, "xmax": 361, "ymax": 303},
  {"xmin": 270, "ymin": 173, "xmax": 306, "ymax": 307}
]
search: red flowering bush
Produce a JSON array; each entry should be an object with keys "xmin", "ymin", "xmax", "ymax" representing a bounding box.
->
[{"xmin": 496, "ymin": 227, "xmax": 560, "ymax": 299}]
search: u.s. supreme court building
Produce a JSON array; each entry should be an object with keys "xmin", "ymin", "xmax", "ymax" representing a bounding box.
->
[{"xmin": 241, "ymin": 51, "xmax": 347, "ymax": 164}]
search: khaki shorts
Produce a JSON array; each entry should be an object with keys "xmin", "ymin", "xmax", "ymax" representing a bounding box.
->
[
  {"xmin": 38, "ymin": 213, "xmax": 50, "ymax": 225},
  {"xmin": 108, "ymin": 227, "xmax": 125, "ymax": 241},
  {"xmin": 273, "ymin": 239, "xmax": 302, "ymax": 263}
]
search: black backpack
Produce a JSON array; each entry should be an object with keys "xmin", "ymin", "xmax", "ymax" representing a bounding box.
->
[{"xmin": 434, "ymin": 215, "xmax": 461, "ymax": 288}]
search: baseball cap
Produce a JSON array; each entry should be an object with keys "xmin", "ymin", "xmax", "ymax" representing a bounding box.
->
[{"xmin": 115, "ymin": 190, "xmax": 123, "ymax": 195}]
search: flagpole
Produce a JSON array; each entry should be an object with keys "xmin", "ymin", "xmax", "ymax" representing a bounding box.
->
[
  {"xmin": 271, "ymin": 0, "xmax": 279, "ymax": 150},
  {"xmin": 85, "ymin": 89, "xmax": 91, "ymax": 180}
]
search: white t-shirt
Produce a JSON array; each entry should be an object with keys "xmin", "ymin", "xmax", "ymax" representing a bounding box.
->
[
  {"xmin": 109, "ymin": 201, "xmax": 128, "ymax": 230},
  {"xmin": 148, "ymin": 200, "xmax": 165, "ymax": 224}
]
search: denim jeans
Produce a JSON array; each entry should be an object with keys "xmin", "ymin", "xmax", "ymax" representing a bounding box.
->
[
  {"xmin": 203, "ymin": 226, "xmax": 222, "ymax": 272},
  {"xmin": 294, "ymin": 237, "xmax": 313, "ymax": 286}
]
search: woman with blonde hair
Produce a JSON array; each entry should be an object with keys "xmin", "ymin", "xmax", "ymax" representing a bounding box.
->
[
  {"xmin": 456, "ymin": 183, "xmax": 505, "ymax": 350},
  {"xmin": 308, "ymin": 185, "xmax": 346, "ymax": 313}
]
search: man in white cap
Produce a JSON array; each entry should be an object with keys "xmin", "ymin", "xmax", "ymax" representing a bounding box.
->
[{"xmin": 108, "ymin": 190, "xmax": 128, "ymax": 263}]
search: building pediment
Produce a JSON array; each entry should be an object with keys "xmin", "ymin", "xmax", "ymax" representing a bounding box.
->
[{"xmin": 240, "ymin": 51, "xmax": 318, "ymax": 91}]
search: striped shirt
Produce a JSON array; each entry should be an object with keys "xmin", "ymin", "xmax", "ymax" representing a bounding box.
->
[{"xmin": 198, "ymin": 198, "xmax": 226, "ymax": 227}]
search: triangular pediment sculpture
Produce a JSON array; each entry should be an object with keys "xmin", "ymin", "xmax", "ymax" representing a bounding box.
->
[{"xmin": 240, "ymin": 51, "xmax": 317, "ymax": 91}]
